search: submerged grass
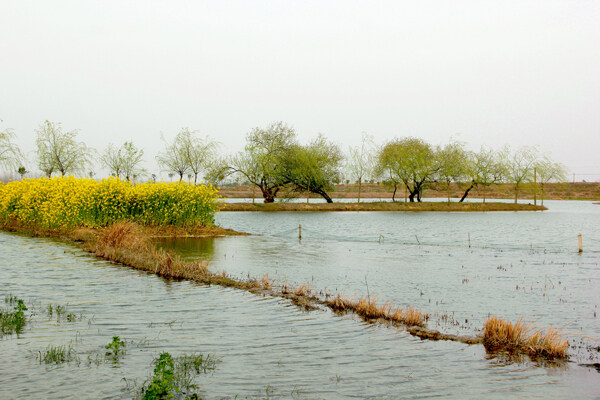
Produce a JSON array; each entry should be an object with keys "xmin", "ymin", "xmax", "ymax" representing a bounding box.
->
[
  {"xmin": 1, "ymin": 296, "xmax": 27, "ymax": 336},
  {"xmin": 47, "ymin": 304, "xmax": 81, "ymax": 323},
  {"xmin": 483, "ymin": 316, "xmax": 569, "ymax": 359},
  {"xmin": 37, "ymin": 344, "xmax": 79, "ymax": 364}
]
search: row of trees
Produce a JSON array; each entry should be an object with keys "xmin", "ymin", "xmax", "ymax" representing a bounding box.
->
[{"xmin": 1, "ymin": 120, "xmax": 567, "ymax": 204}]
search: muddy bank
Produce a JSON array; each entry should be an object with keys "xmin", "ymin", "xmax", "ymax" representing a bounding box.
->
[
  {"xmin": 220, "ymin": 201, "xmax": 546, "ymax": 212},
  {"xmin": 219, "ymin": 182, "xmax": 600, "ymax": 201}
]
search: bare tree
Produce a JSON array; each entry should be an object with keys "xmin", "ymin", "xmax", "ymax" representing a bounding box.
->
[
  {"xmin": 101, "ymin": 144, "xmax": 124, "ymax": 178},
  {"xmin": 156, "ymin": 132, "xmax": 190, "ymax": 182},
  {"xmin": 346, "ymin": 133, "xmax": 377, "ymax": 203},
  {"xmin": 178, "ymin": 128, "xmax": 218, "ymax": 184},
  {"xmin": 101, "ymin": 142, "xmax": 145, "ymax": 181},
  {"xmin": 35, "ymin": 120, "xmax": 94, "ymax": 177},
  {"xmin": 0, "ymin": 121, "xmax": 23, "ymax": 172}
]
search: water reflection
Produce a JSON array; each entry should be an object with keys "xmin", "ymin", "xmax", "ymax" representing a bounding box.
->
[{"xmin": 155, "ymin": 237, "xmax": 215, "ymax": 259}]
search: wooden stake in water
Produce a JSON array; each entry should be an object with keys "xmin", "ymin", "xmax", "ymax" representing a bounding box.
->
[
  {"xmin": 468, "ymin": 232, "xmax": 471, "ymax": 248},
  {"xmin": 578, "ymin": 233, "xmax": 583, "ymax": 253},
  {"xmin": 533, "ymin": 167, "xmax": 537, "ymax": 206},
  {"xmin": 299, "ymin": 224, "xmax": 302, "ymax": 240}
]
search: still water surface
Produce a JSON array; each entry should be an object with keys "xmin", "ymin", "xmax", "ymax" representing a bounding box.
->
[{"xmin": 1, "ymin": 200, "xmax": 599, "ymax": 398}]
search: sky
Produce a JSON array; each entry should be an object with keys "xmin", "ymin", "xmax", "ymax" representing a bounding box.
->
[{"xmin": 1, "ymin": 0, "xmax": 599, "ymax": 180}]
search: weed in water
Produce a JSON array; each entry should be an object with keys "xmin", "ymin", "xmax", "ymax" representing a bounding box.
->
[
  {"xmin": 141, "ymin": 353, "xmax": 176, "ymax": 399},
  {"xmin": 47, "ymin": 304, "xmax": 81, "ymax": 323},
  {"xmin": 1, "ymin": 297, "xmax": 27, "ymax": 336},
  {"xmin": 105, "ymin": 336, "xmax": 126, "ymax": 360},
  {"xmin": 135, "ymin": 352, "xmax": 219, "ymax": 399},
  {"xmin": 37, "ymin": 344, "xmax": 78, "ymax": 364},
  {"xmin": 4, "ymin": 293, "xmax": 19, "ymax": 305}
]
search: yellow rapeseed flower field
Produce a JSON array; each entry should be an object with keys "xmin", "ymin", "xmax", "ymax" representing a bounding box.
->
[{"xmin": 0, "ymin": 177, "xmax": 220, "ymax": 229}]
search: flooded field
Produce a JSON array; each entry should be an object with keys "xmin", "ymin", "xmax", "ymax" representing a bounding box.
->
[{"xmin": 2, "ymin": 200, "xmax": 600, "ymax": 398}]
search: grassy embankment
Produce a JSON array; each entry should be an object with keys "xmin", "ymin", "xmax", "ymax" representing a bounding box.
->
[
  {"xmin": 0, "ymin": 177, "xmax": 569, "ymax": 360},
  {"xmin": 220, "ymin": 182, "xmax": 600, "ymax": 202}
]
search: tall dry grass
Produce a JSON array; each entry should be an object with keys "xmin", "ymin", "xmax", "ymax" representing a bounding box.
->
[
  {"xmin": 326, "ymin": 294, "xmax": 428, "ymax": 327},
  {"xmin": 483, "ymin": 316, "xmax": 569, "ymax": 359},
  {"xmin": 93, "ymin": 222, "xmax": 210, "ymax": 281}
]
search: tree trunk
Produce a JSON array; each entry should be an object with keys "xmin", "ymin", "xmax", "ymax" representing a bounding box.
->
[
  {"xmin": 260, "ymin": 186, "xmax": 276, "ymax": 203},
  {"xmin": 357, "ymin": 178, "xmax": 362, "ymax": 204},
  {"xmin": 408, "ymin": 191, "xmax": 417, "ymax": 202},
  {"xmin": 392, "ymin": 183, "xmax": 397, "ymax": 202},
  {"xmin": 315, "ymin": 188, "xmax": 333, "ymax": 203},
  {"xmin": 459, "ymin": 181, "xmax": 475, "ymax": 202},
  {"xmin": 194, "ymin": 173, "xmax": 198, "ymax": 185},
  {"xmin": 447, "ymin": 180, "xmax": 451, "ymax": 203}
]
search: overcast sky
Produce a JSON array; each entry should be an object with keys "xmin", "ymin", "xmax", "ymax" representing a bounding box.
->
[{"xmin": 1, "ymin": 0, "xmax": 599, "ymax": 180}]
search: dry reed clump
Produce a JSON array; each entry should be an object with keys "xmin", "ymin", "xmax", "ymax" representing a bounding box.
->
[
  {"xmin": 325, "ymin": 294, "xmax": 427, "ymax": 327},
  {"xmin": 402, "ymin": 307, "xmax": 428, "ymax": 327},
  {"xmin": 293, "ymin": 284, "xmax": 312, "ymax": 297},
  {"xmin": 326, "ymin": 293, "xmax": 352, "ymax": 311},
  {"xmin": 483, "ymin": 316, "xmax": 569, "ymax": 359},
  {"xmin": 251, "ymin": 273, "xmax": 272, "ymax": 290}
]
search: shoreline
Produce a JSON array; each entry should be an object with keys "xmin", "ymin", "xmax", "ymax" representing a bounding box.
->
[{"xmin": 219, "ymin": 201, "xmax": 547, "ymax": 212}]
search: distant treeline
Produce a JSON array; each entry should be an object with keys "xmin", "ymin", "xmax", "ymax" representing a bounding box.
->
[{"xmin": 0, "ymin": 120, "xmax": 566, "ymax": 203}]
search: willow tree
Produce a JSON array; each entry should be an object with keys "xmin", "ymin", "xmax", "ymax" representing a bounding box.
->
[
  {"xmin": 376, "ymin": 141, "xmax": 403, "ymax": 201},
  {"xmin": 436, "ymin": 140, "xmax": 468, "ymax": 203},
  {"xmin": 504, "ymin": 146, "xmax": 538, "ymax": 204},
  {"xmin": 35, "ymin": 120, "xmax": 94, "ymax": 177},
  {"xmin": 460, "ymin": 146, "xmax": 506, "ymax": 203},
  {"xmin": 282, "ymin": 134, "xmax": 342, "ymax": 203},
  {"xmin": 376, "ymin": 137, "xmax": 438, "ymax": 202},
  {"xmin": 535, "ymin": 155, "xmax": 568, "ymax": 206},
  {"xmin": 224, "ymin": 121, "xmax": 297, "ymax": 203}
]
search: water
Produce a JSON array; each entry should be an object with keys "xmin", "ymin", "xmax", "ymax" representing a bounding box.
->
[{"xmin": 1, "ymin": 200, "xmax": 600, "ymax": 398}]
